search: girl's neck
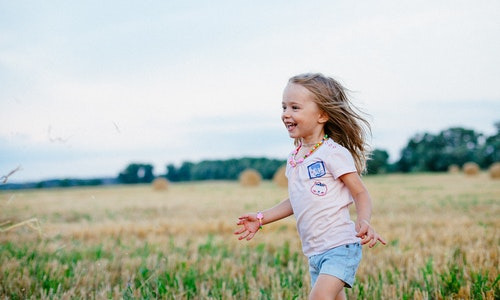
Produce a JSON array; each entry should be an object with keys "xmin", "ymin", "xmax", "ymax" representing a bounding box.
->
[{"xmin": 300, "ymin": 133, "xmax": 327, "ymax": 147}]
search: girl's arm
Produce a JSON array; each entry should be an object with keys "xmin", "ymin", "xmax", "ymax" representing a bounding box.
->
[
  {"xmin": 340, "ymin": 172, "xmax": 386, "ymax": 248},
  {"xmin": 234, "ymin": 198, "xmax": 293, "ymax": 241}
]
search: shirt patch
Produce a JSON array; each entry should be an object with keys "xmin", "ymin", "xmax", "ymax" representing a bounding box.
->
[
  {"xmin": 310, "ymin": 181, "xmax": 327, "ymax": 196},
  {"xmin": 307, "ymin": 161, "xmax": 326, "ymax": 179}
]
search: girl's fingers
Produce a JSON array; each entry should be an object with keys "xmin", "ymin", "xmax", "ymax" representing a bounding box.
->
[
  {"xmin": 356, "ymin": 231, "xmax": 367, "ymax": 238},
  {"xmin": 234, "ymin": 227, "xmax": 246, "ymax": 235},
  {"xmin": 355, "ymin": 223, "xmax": 369, "ymax": 237},
  {"xmin": 238, "ymin": 214, "xmax": 254, "ymax": 220},
  {"xmin": 246, "ymin": 232, "xmax": 255, "ymax": 241},
  {"xmin": 369, "ymin": 235, "xmax": 383, "ymax": 247},
  {"xmin": 355, "ymin": 223, "xmax": 386, "ymax": 247},
  {"xmin": 238, "ymin": 231, "xmax": 250, "ymax": 240},
  {"xmin": 358, "ymin": 227, "xmax": 371, "ymax": 242},
  {"xmin": 362, "ymin": 233, "xmax": 386, "ymax": 248}
]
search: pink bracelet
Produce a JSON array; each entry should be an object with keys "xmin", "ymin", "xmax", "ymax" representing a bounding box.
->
[{"xmin": 256, "ymin": 211, "xmax": 264, "ymax": 230}]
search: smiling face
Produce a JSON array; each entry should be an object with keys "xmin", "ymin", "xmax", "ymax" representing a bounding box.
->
[{"xmin": 281, "ymin": 82, "xmax": 328, "ymax": 145}]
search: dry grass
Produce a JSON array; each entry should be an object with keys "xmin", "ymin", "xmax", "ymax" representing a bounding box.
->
[
  {"xmin": 0, "ymin": 218, "xmax": 42, "ymax": 237},
  {"xmin": 1, "ymin": 173, "xmax": 498, "ymax": 299}
]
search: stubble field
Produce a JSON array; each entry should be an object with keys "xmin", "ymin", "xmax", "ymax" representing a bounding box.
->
[{"xmin": 0, "ymin": 173, "xmax": 499, "ymax": 299}]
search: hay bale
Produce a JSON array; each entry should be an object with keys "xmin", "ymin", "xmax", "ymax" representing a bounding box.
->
[
  {"xmin": 152, "ymin": 177, "xmax": 169, "ymax": 191},
  {"xmin": 489, "ymin": 162, "xmax": 500, "ymax": 179},
  {"xmin": 239, "ymin": 169, "xmax": 262, "ymax": 187},
  {"xmin": 273, "ymin": 165, "xmax": 288, "ymax": 188},
  {"xmin": 463, "ymin": 162, "xmax": 480, "ymax": 176},
  {"xmin": 448, "ymin": 164, "xmax": 460, "ymax": 174}
]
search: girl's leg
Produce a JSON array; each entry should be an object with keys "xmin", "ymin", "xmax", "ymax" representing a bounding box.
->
[{"xmin": 308, "ymin": 274, "xmax": 346, "ymax": 300}]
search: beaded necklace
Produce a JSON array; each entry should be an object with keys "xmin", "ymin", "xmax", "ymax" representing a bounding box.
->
[{"xmin": 288, "ymin": 134, "xmax": 328, "ymax": 167}]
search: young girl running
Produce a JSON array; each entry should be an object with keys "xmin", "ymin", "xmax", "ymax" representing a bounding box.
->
[{"xmin": 234, "ymin": 73, "xmax": 386, "ymax": 300}]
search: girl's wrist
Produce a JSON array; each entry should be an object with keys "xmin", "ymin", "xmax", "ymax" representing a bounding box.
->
[
  {"xmin": 256, "ymin": 211, "xmax": 264, "ymax": 230},
  {"xmin": 358, "ymin": 218, "xmax": 371, "ymax": 226}
]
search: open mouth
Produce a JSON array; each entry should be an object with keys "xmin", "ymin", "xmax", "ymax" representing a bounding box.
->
[{"xmin": 285, "ymin": 122, "xmax": 297, "ymax": 131}]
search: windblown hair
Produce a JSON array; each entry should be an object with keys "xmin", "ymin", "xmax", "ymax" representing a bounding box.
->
[{"xmin": 289, "ymin": 73, "xmax": 371, "ymax": 174}]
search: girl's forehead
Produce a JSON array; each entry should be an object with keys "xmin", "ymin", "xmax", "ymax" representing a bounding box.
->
[{"xmin": 283, "ymin": 83, "xmax": 314, "ymax": 102}]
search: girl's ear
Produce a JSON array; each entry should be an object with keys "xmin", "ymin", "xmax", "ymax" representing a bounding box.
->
[{"xmin": 318, "ymin": 111, "xmax": 328, "ymax": 124}]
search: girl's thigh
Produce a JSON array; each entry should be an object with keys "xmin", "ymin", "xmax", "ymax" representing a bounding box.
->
[{"xmin": 309, "ymin": 274, "xmax": 346, "ymax": 300}]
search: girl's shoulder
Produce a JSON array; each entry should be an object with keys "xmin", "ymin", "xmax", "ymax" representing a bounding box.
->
[
  {"xmin": 322, "ymin": 139, "xmax": 355, "ymax": 160},
  {"xmin": 323, "ymin": 138, "xmax": 347, "ymax": 152},
  {"xmin": 322, "ymin": 139, "xmax": 357, "ymax": 177}
]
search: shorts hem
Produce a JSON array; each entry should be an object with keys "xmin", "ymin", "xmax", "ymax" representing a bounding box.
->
[
  {"xmin": 318, "ymin": 272, "xmax": 355, "ymax": 288},
  {"xmin": 308, "ymin": 242, "xmax": 362, "ymax": 288}
]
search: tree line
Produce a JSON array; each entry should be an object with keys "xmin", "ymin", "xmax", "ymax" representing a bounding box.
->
[
  {"xmin": 116, "ymin": 122, "xmax": 499, "ymax": 184},
  {"xmin": 2, "ymin": 123, "xmax": 497, "ymax": 190},
  {"xmin": 117, "ymin": 158, "xmax": 286, "ymax": 184},
  {"xmin": 396, "ymin": 124, "xmax": 499, "ymax": 172}
]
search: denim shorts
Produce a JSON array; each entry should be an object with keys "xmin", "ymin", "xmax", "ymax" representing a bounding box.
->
[{"xmin": 308, "ymin": 242, "xmax": 362, "ymax": 288}]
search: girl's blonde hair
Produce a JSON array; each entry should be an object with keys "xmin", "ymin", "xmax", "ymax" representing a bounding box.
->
[{"xmin": 289, "ymin": 73, "xmax": 371, "ymax": 174}]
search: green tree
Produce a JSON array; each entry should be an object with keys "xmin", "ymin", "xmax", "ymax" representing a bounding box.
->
[
  {"xmin": 398, "ymin": 133, "xmax": 435, "ymax": 172},
  {"xmin": 177, "ymin": 162, "xmax": 194, "ymax": 181},
  {"xmin": 478, "ymin": 121, "xmax": 500, "ymax": 167},
  {"xmin": 164, "ymin": 157, "xmax": 286, "ymax": 182},
  {"xmin": 397, "ymin": 127, "xmax": 483, "ymax": 172},
  {"xmin": 118, "ymin": 163, "xmax": 154, "ymax": 184},
  {"xmin": 367, "ymin": 149, "xmax": 389, "ymax": 174},
  {"xmin": 166, "ymin": 164, "xmax": 179, "ymax": 182}
]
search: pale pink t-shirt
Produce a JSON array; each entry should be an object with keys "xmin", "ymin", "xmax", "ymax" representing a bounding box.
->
[{"xmin": 285, "ymin": 138, "xmax": 361, "ymax": 257}]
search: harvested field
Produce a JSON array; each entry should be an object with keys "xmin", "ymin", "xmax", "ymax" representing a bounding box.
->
[{"xmin": 1, "ymin": 173, "xmax": 498, "ymax": 299}]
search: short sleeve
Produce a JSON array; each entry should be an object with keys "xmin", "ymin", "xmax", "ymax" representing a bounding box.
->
[{"xmin": 324, "ymin": 143, "xmax": 357, "ymax": 179}]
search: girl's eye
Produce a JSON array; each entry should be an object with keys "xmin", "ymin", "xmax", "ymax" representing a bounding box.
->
[{"xmin": 282, "ymin": 104, "xmax": 300, "ymax": 111}]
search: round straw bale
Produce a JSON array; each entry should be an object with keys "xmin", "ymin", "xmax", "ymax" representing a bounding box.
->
[
  {"xmin": 152, "ymin": 177, "xmax": 169, "ymax": 191},
  {"xmin": 239, "ymin": 169, "xmax": 262, "ymax": 187},
  {"xmin": 273, "ymin": 165, "xmax": 288, "ymax": 188},
  {"xmin": 448, "ymin": 164, "xmax": 460, "ymax": 174},
  {"xmin": 489, "ymin": 162, "xmax": 500, "ymax": 179},
  {"xmin": 463, "ymin": 162, "xmax": 480, "ymax": 176}
]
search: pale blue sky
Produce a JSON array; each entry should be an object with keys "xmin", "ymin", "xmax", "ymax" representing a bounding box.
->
[{"xmin": 1, "ymin": 1, "xmax": 499, "ymax": 182}]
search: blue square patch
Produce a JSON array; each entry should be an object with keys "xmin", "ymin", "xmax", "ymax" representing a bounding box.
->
[{"xmin": 307, "ymin": 161, "xmax": 326, "ymax": 179}]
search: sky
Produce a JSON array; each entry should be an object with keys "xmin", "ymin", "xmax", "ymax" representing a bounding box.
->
[{"xmin": 1, "ymin": 1, "xmax": 500, "ymax": 182}]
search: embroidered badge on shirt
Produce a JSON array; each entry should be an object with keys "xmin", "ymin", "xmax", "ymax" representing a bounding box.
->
[
  {"xmin": 307, "ymin": 161, "xmax": 326, "ymax": 179},
  {"xmin": 311, "ymin": 181, "xmax": 327, "ymax": 196}
]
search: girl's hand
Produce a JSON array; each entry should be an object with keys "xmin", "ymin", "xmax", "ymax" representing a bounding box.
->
[
  {"xmin": 356, "ymin": 219, "xmax": 386, "ymax": 248},
  {"xmin": 234, "ymin": 213, "xmax": 261, "ymax": 241}
]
